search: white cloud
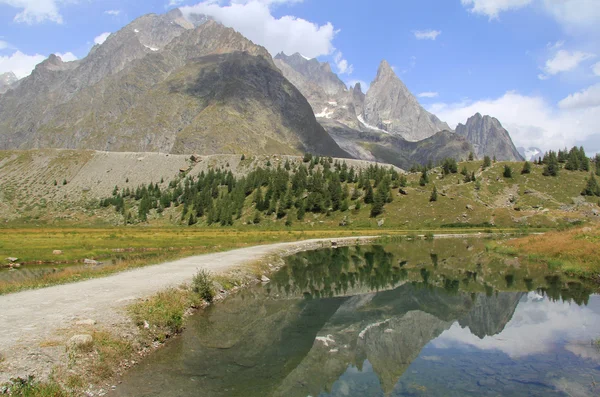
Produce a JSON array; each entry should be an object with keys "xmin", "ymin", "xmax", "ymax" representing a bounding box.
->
[
  {"xmin": 0, "ymin": 50, "xmax": 46, "ymax": 78},
  {"xmin": 94, "ymin": 32, "xmax": 111, "ymax": 46},
  {"xmin": 180, "ymin": 1, "xmax": 336, "ymax": 59},
  {"xmin": 104, "ymin": 9, "xmax": 121, "ymax": 16},
  {"xmin": 462, "ymin": 0, "xmax": 600, "ymax": 33},
  {"xmin": 333, "ymin": 51, "xmax": 353, "ymax": 75},
  {"xmin": 460, "ymin": 0, "xmax": 533, "ymax": 19},
  {"xmin": 418, "ymin": 91, "xmax": 439, "ymax": 98},
  {"xmin": 413, "ymin": 30, "xmax": 441, "ymax": 40},
  {"xmin": 429, "ymin": 90, "xmax": 600, "ymax": 152},
  {"xmin": 55, "ymin": 51, "xmax": 76, "ymax": 62},
  {"xmin": 538, "ymin": 49, "xmax": 595, "ymax": 79},
  {"xmin": 433, "ymin": 294, "xmax": 600, "ymax": 359},
  {"xmin": 593, "ymin": 62, "xmax": 600, "ymax": 76},
  {"xmin": 0, "ymin": 0, "xmax": 66, "ymax": 24},
  {"xmin": 541, "ymin": 0, "xmax": 600, "ymax": 33},
  {"xmin": 0, "ymin": 40, "xmax": 11, "ymax": 50},
  {"xmin": 559, "ymin": 83, "xmax": 600, "ymax": 109}
]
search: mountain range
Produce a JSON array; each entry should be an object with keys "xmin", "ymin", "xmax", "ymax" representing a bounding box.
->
[{"xmin": 0, "ymin": 8, "xmax": 523, "ymax": 167}]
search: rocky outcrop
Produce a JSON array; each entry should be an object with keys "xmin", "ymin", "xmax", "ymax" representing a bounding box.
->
[
  {"xmin": 0, "ymin": 72, "xmax": 18, "ymax": 94},
  {"xmin": 362, "ymin": 60, "xmax": 450, "ymax": 141},
  {"xmin": 455, "ymin": 113, "xmax": 523, "ymax": 161},
  {"xmin": 0, "ymin": 11, "xmax": 348, "ymax": 158}
]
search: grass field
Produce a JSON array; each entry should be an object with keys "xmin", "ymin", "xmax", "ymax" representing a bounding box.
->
[{"xmin": 493, "ymin": 225, "xmax": 600, "ymax": 279}]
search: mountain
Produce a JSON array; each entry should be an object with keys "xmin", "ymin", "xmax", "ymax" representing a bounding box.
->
[
  {"xmin": 0, "ymin": 10, "xmax": 348, "ymax": 158},
  {"xmin": 274, "ymin": 52, "xmax": 361, "ymax": 130},
  {"xmin": 363, "ymin": 60, "xmax": 450, "ymax": 141},
  {"xmin": 274, "ymin": 54, "xmax": 469, "ymax": 167},
  {"xmin": 518, "ymin": 146, "xmax": 542, "ymax": 162},
  {"xmin": 455, "ymin": 113, "xmax": 523, "ymax": 161},
  {"xmin": 321, "ymin": 119, "xmax": 472, "ymax": 169},
  {"xmin": 0, "ymin": 72, "xmax": 18, "ymax": 94}
]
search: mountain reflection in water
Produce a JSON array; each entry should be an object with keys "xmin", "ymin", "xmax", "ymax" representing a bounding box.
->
[{"xmin": 111, "ymin": 240, "xmax": 600, "ymax": 397}]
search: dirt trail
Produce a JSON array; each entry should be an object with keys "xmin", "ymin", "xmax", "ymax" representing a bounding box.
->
[{"xmin": 0, "ymin": 236, "xmax": 376, "ymax": 383}]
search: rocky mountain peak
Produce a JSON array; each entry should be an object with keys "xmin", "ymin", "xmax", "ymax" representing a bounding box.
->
[
  {"xmin": 375, "ymin": 59, "xmax": 395, "ymax": 79},
  {"xmin": 0, "ymin": 72, "xmax": 19, "ymax": 94},
  {"xmin": 353, "ymin": 82, "xmax": 363, "ymax": 95},
  {"xmin": 362, "ymin": 60, "xmax": 450, "ymax": 141},
  {"xmin": 456, "ymin": 113, "xmax": 523, "ymax": 161},
  {"xmin": 1, "ymin": 72, "xmax": 18, "ymax": 85}
]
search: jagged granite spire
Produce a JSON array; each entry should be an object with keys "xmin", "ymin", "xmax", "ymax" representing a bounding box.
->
[
  {"xmin": 455, "ymin": 113, "xmax": 523, "ymax": 161},
  {"xmin": 362, "ymin": 60, "xmax": 450, "ymax": 141}
]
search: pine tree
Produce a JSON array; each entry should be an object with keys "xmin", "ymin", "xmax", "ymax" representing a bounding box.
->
[
  {"xmin": 542, "ymin": 150, "xmax": 559, "ymax": 177},
  {"xmin": 582, "ymin": 173, "xmax": 600, "ymax": 196},
  {"xmin": 253, "ymin": 211, "xmax": 261, "ymax": 224},
  {"xmin": 364, "ymin": 180, "xmax": 374, "ymax": 204},
  {"xmin": 503, "ymin": 165, "xmax": 513, "ymax": 178},
  {"xmin": 468, "ymin": 152, "xmax": 474, "ymax": 161},
  {"xmin": 399, "ymin": 175, "xmax": 408, "ymax": 188},
  {"xmin": 461, "ymin": 166, "xmax": 468, "ymax": 176},
  {"xmin": 370, "ymin": 188, "xmax": 385, "ymax": 218},
  {"xmin": 483, "ymin": 156, "xmax": 491, "ymax": 169},
  {"xmin": 419, "ymin": 170, "xmax": 429, "ymax": 186},
  {"xmin": 521, "ymin": 161, "xmax": 531, "ymax": 174},
  {"xmin": 429, "ymin": 185, "xmax": 438, "ymax": 202}
]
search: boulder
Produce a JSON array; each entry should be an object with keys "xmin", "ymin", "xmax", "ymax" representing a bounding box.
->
[
  {"xmin": 6, "ymin": 257, "xmax": 18, "ymax": 263},
  {"xmin": 466, "ymin": 204, "xmax": 473, "ymax": 211},
  {"xmin": 377, "ymin": 219, "xmax": 385, "ymax": 227},
  {"xmin": 84, "ymin": 259, "xmax": 99, "ymax": 265},
  {"xmin": 53, "ymin": 250, "xmax": 63, "ymax": 255},
  {"xmin": 69, "ymin": 334, "xmax": 93, "ymax": 350},
  {"xmin": 260, "ymin": 275, "xmax": 270, "ymax": 283}
]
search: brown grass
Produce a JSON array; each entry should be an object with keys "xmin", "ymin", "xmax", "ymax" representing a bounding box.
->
[{"xmin": 505, "ymin": 224, "xmax": 600, "ymax": 277}]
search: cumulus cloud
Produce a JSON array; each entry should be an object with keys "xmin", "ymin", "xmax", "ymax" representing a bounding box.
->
[
  {"xmin": 460, "ymin": 0, "xmax": 533, "ymax": 19},
  {"xmin": 593, "ymin": 62, "xmax": 600, "ymax": 76},
  {"xmin": 413, "ymin": 30, "xmax": 441, "ymax": 40},
  {"xmin": 0, "ymin": 50, "xmax": 46, "ymax": 78},
  {"xmin": 94, "ymin": 32, "xmax": 111, "ymax": 46},
  {"xmin": 0, "ymin": 40, "xmax": 11, "ymax": 50},
  {"xmin": 462, "ymin": 0, "xmax": 600, "ymax": 33},
  {"xmin": 559, "ymin": 83, "xmax": 600, "ymax": 109},
  {"xmin": 180, "ymin": 0, "xmax": 336, "ymax": 58},
  {"xmin": 433, "ymin": 294, "xmax": 600, "ymax": 358},
  {"xmin": 538, "ymin": 49, "xmax": 595, "ymax": 79},
  {"xmin": 418, "ymin": 92, "xmax": 439, "ymax": 98},
  {"xmin": 55, "ymin": 51, "xmax": 76, "ymax": 62},
  {"xmin": 333, "ymin": 51, "xmax": 353, "ymax": 75},
  {"xmin": 541, "ymin": 0, "xmax": 600, "ymax": 33},
  {"xmin": 0, "ymin": 0, "xmax": 67, "ymax": 24},
  {"xmin": 104, "ymin": 9, "xmax": 121, "ymax": 16},
  {"xmin": 428, "ymin": 90, "xmax": 600, "ymax": 152}
]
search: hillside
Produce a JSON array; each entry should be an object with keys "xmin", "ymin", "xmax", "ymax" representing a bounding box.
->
[{"xmin": 0, "ymin": 149, "xmax": 597, "ymax": 230}]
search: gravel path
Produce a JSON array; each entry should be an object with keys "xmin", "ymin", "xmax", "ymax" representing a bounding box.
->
[{"xmin": 0, "ymin": 236, "xmax": 376, "ymax": 383}]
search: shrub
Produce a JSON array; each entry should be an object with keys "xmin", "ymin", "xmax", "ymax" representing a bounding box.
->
[
  {"xmin": 521, "ymin": 161, "xmax": 531, "ymax": 174},
  {"xmin": 192, "ymin": 269, "xmax": 215, "ymax": 302}
]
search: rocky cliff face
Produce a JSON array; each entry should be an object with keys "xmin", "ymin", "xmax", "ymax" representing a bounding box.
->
[
  {"xmin": 0, "ymin": 72, "xmax": 18, "ymax": 94},
  {"xmin": 363, "ymin": 60, "xmax": 450, "ymax": 141},
  {"xmin": 455, "ymin": 113, "xmax": 523, "ymax": 161},
  {"xmin": 458, "ymin": 292, "xmax": 525, "ymax": 339},
  {"xmin": 0, "ymin": 10, "xmax": 348, "ymax": 158}
]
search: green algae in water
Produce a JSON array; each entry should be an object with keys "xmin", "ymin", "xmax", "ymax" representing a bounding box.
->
[{"xmin": 111, "ymin": 240, "xmax": 600, "ymax": 397}]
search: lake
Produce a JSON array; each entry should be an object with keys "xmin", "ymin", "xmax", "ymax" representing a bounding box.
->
[{"xmin": 111, "ymin": 239, "xmax": 600, "ymax": 396}]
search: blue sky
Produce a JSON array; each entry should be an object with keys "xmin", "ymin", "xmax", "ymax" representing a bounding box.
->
[{"xmin": 1, "ymin": 0, "xmax": 599, "ymax": 152}]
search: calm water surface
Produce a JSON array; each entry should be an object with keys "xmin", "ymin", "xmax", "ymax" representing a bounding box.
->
[{"xmin": 111, "ymin": 240, "xmax": 600, "ymax": 397}]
